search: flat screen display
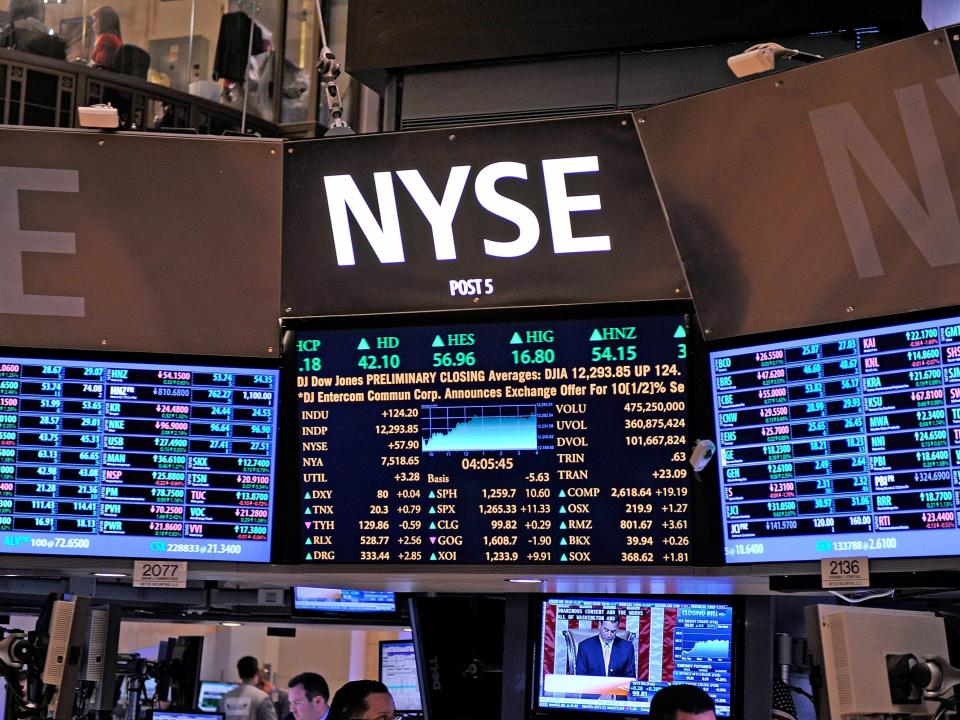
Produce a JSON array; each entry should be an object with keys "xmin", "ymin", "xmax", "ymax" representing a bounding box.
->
[
  {"xmin": 379, "ymin": 640, "xmax": 422, "ymax": 712},
  {"xmin": 151, "ymin": 713, "xmax": 222, "ymax": 720},
  {"xmin": 197, "ymin": 682, "xmax": 237, "ymax": 712},
  {"xmin": 293, "ymin": 586, "xmax": 396, "ymax": 613},
  {"xmin": 295, "ymin": 309, "xmax": 691, "ymax": 565},
  {"xmin": 711, "ymin": 313, "xmax": 960, "ymax": 563},
  {"xmin": 535, "ymin": 596, "xmax": 735, "ymax": 717},
  {"xmin": 0, "ymin": 355, "xmax": 278, "ymax": 561}
]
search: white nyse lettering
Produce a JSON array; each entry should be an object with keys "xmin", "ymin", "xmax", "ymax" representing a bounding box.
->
[
  {"xmin": 542, "ymin": 156, "xmax": 610, "ymax": 254},
  {"xmin": 0, "ymin": 166, "xmax": 84, "ymax": 316},
  {"xmin": 324, "ymin": 172, "xmax": 404, "ymax": 266},
  {"xmin": 396, "ymin": 166, "xmax": 470, "ymax": 261},
  {"xmin": 809, "ymin": 80, "xmax": 960, "ymax": 278},
  {"xmin": 475, "ymin": 161, "xmax": 540, "ymax": 258}
]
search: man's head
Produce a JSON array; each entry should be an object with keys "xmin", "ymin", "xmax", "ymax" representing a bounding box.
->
[
  {"xmin": 598, "ymin": 614, "xmax": 622, "ymax": 644},
  {"xmin": 329, "ymin": 680, "xmax": 395, "ymax": 720},
  {"xmin": 288, "ymin": 672, "xmax": 330, "ymax": 720},
  {"xmin": 648, "ymin": 684, "xmax": 716, "ymax": 720},
  {"xmin": 237, "ymin": 656, "xmax": 260, "ymax": 683}
]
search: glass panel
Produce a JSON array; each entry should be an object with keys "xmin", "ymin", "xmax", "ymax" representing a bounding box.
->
[
  {"xmin": 281, "ymin": 0, "xmax": 315, "ymax": 124},
  {"xmin": 0, "ymin": 0, "xmax": 303, "ymax": 125}
]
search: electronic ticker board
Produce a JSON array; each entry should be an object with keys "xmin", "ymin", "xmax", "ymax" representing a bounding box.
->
[
  {"xmin": 296, "ymin": 311, "xmax": 692, "ymax": 565},
  {"xmin": 0, "ymin": 356, "xmax": 278, "ymax": 561},
  {"xmin": 711, "ymin": 313, "xmax": 960, "ymax": 563}
]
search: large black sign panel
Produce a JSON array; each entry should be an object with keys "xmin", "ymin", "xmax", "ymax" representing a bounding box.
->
[
  {"xmin": 637, "ymin": 29, "xmax": 960, "ymax": 340},
  {"xmin": 0, "ymin": 129, "xmax": 283, "ymax": 357},
  {"xmin": 283, "ymin": 113, "xmax": 687, "ymax": 317}
]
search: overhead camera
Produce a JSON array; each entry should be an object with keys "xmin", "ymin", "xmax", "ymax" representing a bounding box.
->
[{"xmin": 727, "ymin": 42, "xmax": 824, "ymax": 78}]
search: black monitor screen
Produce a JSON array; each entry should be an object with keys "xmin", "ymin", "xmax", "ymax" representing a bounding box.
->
[
  {"xmin": 535, "ymin": 596, "xmax": 735, "ymax": 717},
  {"xmin": 293, "ymin": 586, "xmax": 396, "ymax": 613},
  {"xmin": 379, "ymin": 640, "xmax": 422, "ymax": 712},
  {"xmin": 0, "ymin": 355, "xmax": 278, "ymax": 561},
  {"xmin": 294, "ymin": 307, "xmax": 692, "ymax": 566},
  {"xmin": 711, "ymin": 313, "xmax": 960, "ymax": 563}
]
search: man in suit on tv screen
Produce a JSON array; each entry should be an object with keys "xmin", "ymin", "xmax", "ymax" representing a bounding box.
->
[{"xmin": 575, "ymin": 613, "xmax": 636, "ymax": 677}]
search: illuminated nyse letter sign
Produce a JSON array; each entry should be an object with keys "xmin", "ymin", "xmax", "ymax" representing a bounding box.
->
[
  {"xmin": 0, "ymin": 166, "xmax": 84, "ymax": 316},
  {"xmin": 324, "ymin": 156, "xmax": 611, "ymax": 266},
  {"xmin": 809, "ymin": 77, "xmax": 960, "ymax": 278}
]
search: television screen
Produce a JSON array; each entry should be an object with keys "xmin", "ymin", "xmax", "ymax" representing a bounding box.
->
[
  {"xmin": 293, "ymin": 587, "xmax": 396, "ymax": 613},
  {"xmin": 294, "ymin": 307, "xmax": 692, "ymax": 565},
  {"xmin": 711, "ymin": 313, "xmax": 960, "ymax": 563},
  {"xmin": 197, "ymin": 682, "xmax": 237, "ymax": 712},
  {"xmin": 0, "ymin": 354, "xmax": 278, "ymax": 562},
  {"xmin": 535, "ymin": 596, "xmax": 735, "ymax": 717},
  {"xmin": 379, "ymin": 640, "xmax": 422, "ymax": 712}
]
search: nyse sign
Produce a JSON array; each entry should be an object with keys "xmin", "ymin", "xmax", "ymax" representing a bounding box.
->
[
  {"xmin": 282, "ymin": 113, "xmax": 687, "ymax": 316},
  {"xmin": 323, "ymin": 156, "xmax": 610, "ymax": 266}
]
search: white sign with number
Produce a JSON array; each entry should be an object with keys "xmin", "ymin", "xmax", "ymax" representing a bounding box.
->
[
  {"xmin": 820, "ymin": 557, "xmax": 869, "ymax": 589},
  {"xmin": 133, "ymin": 560, "xmax": 189, "ymax": 588}
]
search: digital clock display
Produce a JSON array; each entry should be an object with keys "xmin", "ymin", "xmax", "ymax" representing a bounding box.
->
[{"xmin": 295, "ymin": 309, "xmax": 693, "ymax": 565}]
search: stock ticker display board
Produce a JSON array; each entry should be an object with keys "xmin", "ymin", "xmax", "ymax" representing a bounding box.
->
[
  {"xmin": 0, "ymin": 356, "xmax": 278, "ymax": 561},
  {"xmin": 712, "ymin": 313, "xmax": 960, "ymax": 564},
  {"xmin": 296, "ymin": 311, "xmax": 692, "ymax": 565}
]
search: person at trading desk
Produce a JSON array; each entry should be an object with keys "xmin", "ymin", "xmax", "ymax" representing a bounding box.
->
[
  {"xmin": 648, "ymin": 684, "xmax": 717, "ymax": 720},
  {"xmin": 287, "ymin": 672, "xmax": 330, "ymax": 720},
  {"xmin": 220, "ymin": 656, "xmax": 279, "ymax": 720},
  {"xmin": 575, "ymin": 614, "xmax": 636, "ymax": 677},
  {"xmin": 329, "ymin": 680, "xmax": 395, "ymax": 720}
]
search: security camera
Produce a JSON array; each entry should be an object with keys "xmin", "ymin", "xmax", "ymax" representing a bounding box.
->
[
  {"xmin": 689, "ymin": 439, "xmax": 716, "ymax": 472},
  {"xmin": 727, "ymin": 46, "xmax": 776, "ymax": 78},
  {"xmin": 727, "ymin": 42, "xmax": 824, "ymax": 78},
  {"xmin": 77, "ymin": 103, "xmax": 119, "ymax": 129}
]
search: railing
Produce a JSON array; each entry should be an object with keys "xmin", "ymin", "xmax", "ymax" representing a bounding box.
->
[{"xmin": 0, "ymin": 47, "xmax": 283, "ymax": 136}]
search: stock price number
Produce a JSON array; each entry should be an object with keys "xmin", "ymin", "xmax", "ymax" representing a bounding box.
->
[
  {"xmin": 620, "ymin": 552, "xmax": 654, "ymax": 563},
  {"xmin": 432, "ymin": 352, "xmax": 476, "ymax": 367},
  {"xmin": 620, "ymin": 519, "xmax": 653, "ymax": 530},
  {"xmin": 360, "ymin": 551, "xmax": 391, "ymax": 561},
  {"xmin": 483, "ymin": 488, "xmax": 516, "ymax": 499},
  {"xmin": 381, "ymin": 455, "xmax": 419, "ymax": 466},
  {"xmin": 485, "ymin": 551, "xmax": 519, "ymax": 562},
  {"xmin": 611, "ymin": 487, "xmax": 652, "ymax": 498},
  {"xmin": 359, "ymin": 520, "xmax": 389, "ymax": 530}
]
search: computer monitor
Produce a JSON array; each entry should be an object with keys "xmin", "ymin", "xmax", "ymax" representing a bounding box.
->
[
  {"xmin": 150, "ymin": 713, "xmax": 223, "ymax": 720},
  {"xmin": 196, "ymin": 682, "xmax": 237, "ymax": 713},
  {"xmin": 411, "ymin": 595, "xmax": 504, "ymax": 720},
  {"xmin": 805, "ymin": 604, "xmax": 949, "ymax": 719},
  {"xmin": 379, "ymin": 641, "xmax": 422, "ymax": 713},
  {"xmin": 534, "ymin": 595, "xmax": 738, "ymax": 718}
]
